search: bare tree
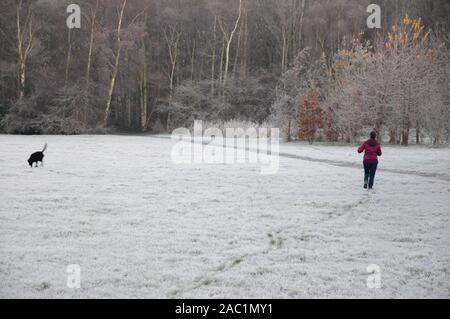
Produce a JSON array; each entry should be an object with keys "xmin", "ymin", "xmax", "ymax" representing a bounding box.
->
[
  {"xmin": 15, "ymin": 0, "xmax": 35, "ymax": 99},
  {"xmin": 104, "ymin": 0, "xmax": 127, "ymax": 127},
  {"xmin": 163, "ymin": 25, "xmax": 181, "ymax": 99},
  {"xmin": 218, "ymin": 0, "xmax": 242, "ymax": 93},
  {"xmin": 84, "ymin": 0, "xmax": 100, "ymax": 124}
]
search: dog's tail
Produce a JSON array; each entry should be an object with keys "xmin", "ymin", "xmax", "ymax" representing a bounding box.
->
[{"xmin": 42, "ymin": 143, "xmax": 48, "ymax": 153}]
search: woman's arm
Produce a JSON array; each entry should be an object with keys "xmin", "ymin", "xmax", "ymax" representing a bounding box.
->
[{"xmin": 358, "ymin": 143, "xmax": 365, "ymax": 154}]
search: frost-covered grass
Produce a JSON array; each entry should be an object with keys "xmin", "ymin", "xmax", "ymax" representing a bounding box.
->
[
  {"xmin": 0, "ymin": 135, "xmax": 449, "ymax": 298},
  {"xmin": 281, "ymin": 141, "xmax": 450, "ymax": 179},
  {"xmin": 192, "ymin": 120, "xmax": 273, "ymax": 137}
]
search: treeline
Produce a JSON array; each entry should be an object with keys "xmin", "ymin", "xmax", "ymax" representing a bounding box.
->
[
  {"xmin": 0, "ymin": 0, "xmax": 448, "ymax": 144},
  {"xmin": 274, "ymin": 16, "xmax": 449, "ymax": 145}
]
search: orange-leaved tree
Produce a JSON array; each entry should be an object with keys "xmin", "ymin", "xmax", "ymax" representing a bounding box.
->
[
  {"xmin": 386, "ymin": 15, "xmax": 431, "ymax": 51},
  {"xmin": 298, "ymin": 88, "xmax": 324, "ymax": 144}
]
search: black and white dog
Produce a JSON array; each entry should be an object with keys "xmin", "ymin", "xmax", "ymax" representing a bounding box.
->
[{"xmin": 28, "ymin": 143, "xmax": 47, "ymax": 167}]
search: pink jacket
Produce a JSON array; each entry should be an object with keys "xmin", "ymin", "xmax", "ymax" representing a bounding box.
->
[{"xmin": 358, "ymin": 139, "xmax": 382, "ymax": 163}]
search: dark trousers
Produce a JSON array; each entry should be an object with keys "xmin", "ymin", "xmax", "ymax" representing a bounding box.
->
[{"xmin": 364, "ymin": 162, "xmax": 378, "ymax": 189}]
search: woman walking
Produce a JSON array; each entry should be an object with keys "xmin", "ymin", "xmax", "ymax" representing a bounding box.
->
[{"xmin": 358, "ymin": 132, "xmax": 382, "ymax": 190}]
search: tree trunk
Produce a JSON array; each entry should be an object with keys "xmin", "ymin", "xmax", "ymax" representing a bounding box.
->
[
  {"xmin": 85, "ymin": 0, "xmax": 99, "ymax": 125},
  {"xmin": 211, "ymin": 5, "xmax": 218, "ymax": 95},
  {"xmin": 65, "ymin": 28, "xmax": 72, "ymax": 88},
  {"xmin": 190, "ymin": 38, "xmax": 196, "ymax": 82},
  {"xmin": 416, "ymin": 123, "xmax": 420, "ymax": 145},
  {"xmin": 240, "ymin": 2, "xmax": 248, "ymax": 80},
  {"xmin": 140, "ymin": 40, "xmax": 148, "ymax": 132},
  {"xmin": 219, "ymin": 36, "xmax": 225, "ymax": 91},
  {"xmin": 281, "ymin": 27, "xmax": 287, "ymax": 74},
  {"xmin": 127, "ymin": 93, "xmax": 132, "ymax": 128},
  {"xmin": 389, "ymin": 128, "xmax": 396, "ymax": 144},
  {"xmin": 16, "ymin": 0, "xmax": 34, "ymax": 100},
  {"xmin": 19, "ymin": 62, "xmax": 26, "ymax": 99},
  {"xmin": 287, "ymin": 118, "xmax": 292, "ymax": 142},
  {"xmin": 220, "ymin": 0, "xmax": 242, "ymax": 94},
  {"xmin": 402, "ymin": 127, "xmax": 409, "ymax": 145},
  {"xmin": 163, "ymin": 26, "xmax": 181, "ymax": 99},
  {"xmin": 104, "ymin": 0, "xmax": 127, "ymax": 127},
  {"xmin": 298, "ymin": 0, "xmax": 306, "ymax": 50}
]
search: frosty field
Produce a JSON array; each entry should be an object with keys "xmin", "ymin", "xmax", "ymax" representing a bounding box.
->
[{"xmin": 0, "ymin": 135, "xmax": 449, "ymax": 298}]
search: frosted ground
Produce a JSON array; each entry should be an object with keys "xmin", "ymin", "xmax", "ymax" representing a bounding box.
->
[{"xmin": 0, "ymin": 135, "xmax": 449, "ymax": 298}]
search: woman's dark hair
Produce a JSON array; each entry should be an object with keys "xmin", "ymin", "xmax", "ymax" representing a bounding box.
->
[{"xmin": 370, "ymin": 131, "xmax": 377, "ymax": 139}]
